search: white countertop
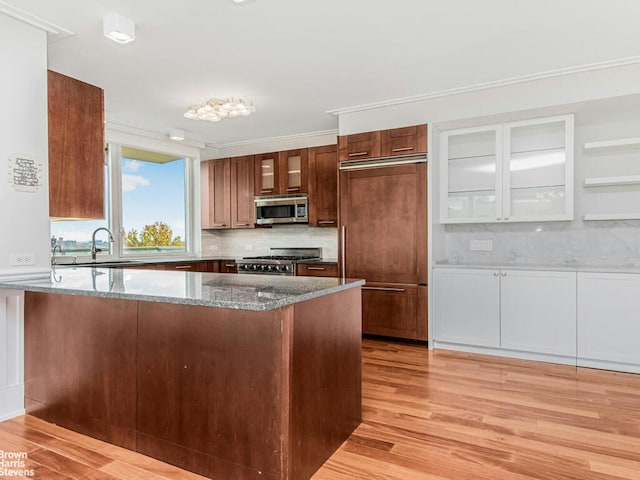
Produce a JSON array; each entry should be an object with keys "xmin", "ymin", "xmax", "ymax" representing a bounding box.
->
[{"xmin": 434, "ymin": 261, "xmax": 640, "ymax": 274}]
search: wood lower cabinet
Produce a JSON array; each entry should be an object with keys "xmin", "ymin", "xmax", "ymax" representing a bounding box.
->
[
  {"xmin": 202, "ymin": 157, "xmax": 254, "ymax": 230},
  {"xmin": 296, "ymin": 263, "xmax": 338, "ymax": 277},
  {"xmin": 308, "ymin": 145, "xmax": 338, "ymax": 227},
  {"xmin": 219, "ymin": 261, "xmax": 238, "ymax": 273},
  {"xmin": 381, "ymin": 125, "xmax": 427, "ymax": 157},
  {"xmin": 24, "ymin": 292, "xmax": 138, "ymax": 449},
  {"xmin": 362, "ymin": 284, "xmax": 427, "ymax": 340},
  {"xmin": 48, "ymin": 70, "xmax": 105, "ymax": 219}
]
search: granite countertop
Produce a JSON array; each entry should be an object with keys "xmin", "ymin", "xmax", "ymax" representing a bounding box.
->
[
  {"xmin": 0, "ymin": 267, "xmax": 364, "ymax": 312},
  {"xmin": 434, "ymin": 261, "xmax": 640, "ymax": 274},
  {"xmin": 53, "ymin": 257, "xmax": 238, "ymax": 267}
]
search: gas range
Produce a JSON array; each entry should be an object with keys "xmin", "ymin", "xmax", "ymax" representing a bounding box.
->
[{"xmin": 237, "ymin": 248, "xmax": 322, "ymax": 276}]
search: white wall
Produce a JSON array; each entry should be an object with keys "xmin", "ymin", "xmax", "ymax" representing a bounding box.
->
[
  {"xmin": 438, "ymin": 96, "xmax": 640, "ymax": 267},
  {"xmin": 338, "ymin": 62, "xmax": 640, "ymax": 135},
  {"xmin": 0, "ymin": 14, "xmax": 49, "ymax": 281},
  {"xmin": 202, "ymin": 226, "xmax": 338, "ymax": 259},
  {"xmin": 0, "ymin": 13, "xmax": 48, "ymax": 421}
]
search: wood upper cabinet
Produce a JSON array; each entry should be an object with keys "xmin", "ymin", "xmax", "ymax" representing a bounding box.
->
[
  {"xmin": 230, "ymin": 155, "xmax": 255, "ymax": 228},
  {"xmin": 254, "ymin": 150, "xmax": 308, "ymax": 195},
  {"xmin": 48, "ymin": 70, "xmax": 105, "ymax": 219},
  {"xmin": 339, "ymin": 125, "xmax": 427, "ymax": 161},
  {"xmin": 338, "ymin": 131, "xmax": 381, "ymax": 161},
  {"xmin": 202, "ymin": 157, "xmax": 255, "ymax": 230},
  {"xmin": 308, "ymin": 144, "xmax": 338, "ymax": 227},
  {"xmin": 202, "ymin": 159, "xmax": 231, "ymax": 229},
  {"xmin": 279, "ymin": 148, "xmax": 308, "ymax": 194},
  {"xmin": 254, "ymin": 152, "xmax": 280, "ymax": 195},
  {"xmin": 381, "ymin": 125, "xmax": 427, "ymax": 157}
]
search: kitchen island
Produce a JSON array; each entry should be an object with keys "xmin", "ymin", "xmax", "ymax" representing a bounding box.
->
[{"xmin": 0, "ymin": 268, "xmax": 364, "ymax": 480}]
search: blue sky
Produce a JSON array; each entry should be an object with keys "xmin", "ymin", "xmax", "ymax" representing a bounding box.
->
[{"xmin": 51, "ymin": 156, "xmax": 186, "ymax": 245}]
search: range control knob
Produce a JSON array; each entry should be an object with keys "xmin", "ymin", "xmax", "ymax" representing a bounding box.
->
[
  {"xmin": 281, "ymin": 265, "xmax": 289, "ymax": 272},
  {"xmin": 250, "ymin": 265, "xmax": 258, "ymax": 271}
]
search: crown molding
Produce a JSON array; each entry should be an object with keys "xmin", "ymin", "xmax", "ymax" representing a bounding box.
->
[
  {"xmin": 0, "ymin": 1, "xmax": 74, "ymax": 42},
  {"xmin": 326, "ymin": 55, "xmax": 640, "ymax": 116},
  {"xmin": 206, "ymin": 129, "xmax": 338, "ymax": 149}
]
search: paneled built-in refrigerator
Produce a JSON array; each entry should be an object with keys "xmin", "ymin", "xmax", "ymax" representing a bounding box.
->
[{"xmin": 339, "ymin": 157, "xmax": 428, "ymax": 341}]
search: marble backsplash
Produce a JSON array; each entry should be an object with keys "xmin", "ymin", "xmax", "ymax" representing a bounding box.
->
[
  {"xmin": 444, "ymin": 220, "xmax": 640, "ymax": 267},
  {"xmin": 202, "ymin": 225, "xmax": 339, "ymax": 259}
]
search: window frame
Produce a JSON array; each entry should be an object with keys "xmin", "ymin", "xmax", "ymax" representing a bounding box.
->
[{"xmin": 50, "ymin": 133, "xmax": 201, "ymax": 263}]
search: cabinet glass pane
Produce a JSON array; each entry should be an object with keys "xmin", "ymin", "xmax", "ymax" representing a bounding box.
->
[
  {"xmin": 510, "ymin": 121, "xmax": 565, "ymax": 153},
  {"xmin": 261, "ymin": 159, "xmax": 275, "ymax": 190},
  {"xmin": 509, "ymin": 148, "xmax": 566, "ymax": 189},
  {"xmin": 510, "ymin": 185, "xmax": 565, "ymax": 217},
  {"xmin": 448, "ymin": 191, "xmax": 496, "ymax": 219},
  {"xmin": 448, "ymin": 131, "xmax": 496, "ymax": 159},
  {"xmin": 287, "ymin": 155, "xmax": 301, "ymax": 189},
  {"xmin": 448, "ymin": 155, "xmax": 496, "ymax": 192}
]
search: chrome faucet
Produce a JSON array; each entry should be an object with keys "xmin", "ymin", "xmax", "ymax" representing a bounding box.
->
[
  {"xmin": 51, "ymin": 244, "xmax": 62, "ymax": 265},
  {"xmin": 91, "ymin": 227, "xmax": 115, "ymax": 261}
]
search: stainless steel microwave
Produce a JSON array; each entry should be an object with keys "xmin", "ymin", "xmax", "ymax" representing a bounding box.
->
[{"xmin": 255, "ymin": 194, "xmax": 309, "ymax": 225}]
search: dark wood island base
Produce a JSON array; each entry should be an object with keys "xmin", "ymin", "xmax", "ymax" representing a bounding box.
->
[{"xmin": 24, "ymin": 287, "xmax": 362, "ymax": 480}]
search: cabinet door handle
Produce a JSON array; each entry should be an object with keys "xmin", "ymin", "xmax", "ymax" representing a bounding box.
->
[
  {"xmin": 501, "ymin": 272, "xmax": 507, "ymax": 277},
  {"xmin": 174, "ymin": 265, "xmax": 192, "ymax": 269},
  {"xmin": 306, "ymin": 267, "xmax": 326, "ymax": 271},
  {"xmin": 504, "ymin": 217, "xmax": 509, "ymax": 221},
  {"xmin": 392, "ymin": 147, "xmax": 414, "ymax": 153},
  {"xmin": 318, "ymin": 220, "xmax": 336, "ymax": 225},
  {"xmin": 235, "ymin": 223, "xmax": 250, "ymax": 226},
  {"xmin": 362, "ymin": 287, "xmax": 406, "ymax": 292},
  {"xmin": 213, "ymin": 223, "xmax": 227, "ymax": 227},
  {"xmin": 287, "ymin": 187, "xmax": 300, "ymax": 192},
  {"xmin": 224, "ymin": 264, "xmax": 236, "ymax": 268},
  {"xmin": 348, "ymin": 151, "xmax": 369, "ymax": 157},
  {"xmin": 493, "ymin": 272, "xmax": 499, "ymax": 277}
]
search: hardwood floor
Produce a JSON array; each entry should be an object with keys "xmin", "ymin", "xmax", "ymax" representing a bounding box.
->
[{"xmin": 1, "ymin": 339, "xmax": 640, "ymax": 479}]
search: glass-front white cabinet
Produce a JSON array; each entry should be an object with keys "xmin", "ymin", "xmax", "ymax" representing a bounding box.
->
[{"xmin": 440, "ymin": 114, "xmax": 574, "ymax": 224}]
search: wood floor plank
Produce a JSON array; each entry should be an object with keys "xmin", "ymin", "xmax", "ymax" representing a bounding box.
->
[{"xmin": 1, "ymin": 338, "xmax": 639, "ymax": 479}]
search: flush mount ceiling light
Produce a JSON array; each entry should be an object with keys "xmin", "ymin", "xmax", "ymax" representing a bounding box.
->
[
  {"xmin": 169, "ymin": 128, "xmax": 185, "ymax": 141},
  {"xmin": 103, "ymin": 13, "xmax": 135, "ymax": 44},
  {"xmin": 184, "ymin": 98, "xmax": 256, "ymax": 122}
]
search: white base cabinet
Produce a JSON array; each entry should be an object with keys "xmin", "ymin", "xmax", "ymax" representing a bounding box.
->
[
  {"xmin": 0, "ymin": 290, "xmax": 24, "ymax": 421},
  {"xmin": 433, "ymin": 268, "xmax": 500, "ymax": 347},
  {"xmin": 500, "ymin": 270, "xmax": 576, "ymax": 357},
  {"xmin": 434, "ymin": 268, "xmax": 577, "ymax": 364},
  {"xmin": 577, "ymin": 273, "xmax": 640, "ymax": 373}
]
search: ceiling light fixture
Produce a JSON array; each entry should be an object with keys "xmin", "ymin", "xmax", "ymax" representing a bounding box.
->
[
  {"xmin": 103, "ymin": 13, "xmax": 135, "ymax": 44},
  {"xmin": 169, "ymin": 128, "xmax": 185, "ymax": 141},
  {"xmin": 184, "ymin": 98, "xmax": 256, "ymax": 122}
]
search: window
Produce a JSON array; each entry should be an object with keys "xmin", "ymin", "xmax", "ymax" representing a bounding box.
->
[
  {"xmin": 51, "ymin": 141, "xmax": 197, "ymax": 261},
  {"xmin": 119, "ymin": 146, "xmax": 188, "ymax": 256}
]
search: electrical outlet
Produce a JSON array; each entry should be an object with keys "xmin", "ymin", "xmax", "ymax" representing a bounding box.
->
[
  {"xmin": 10, "ymin": 253, "xmax": 35, "ymax": 266},
  {"xmin": 244, "ymin": 244, "xmax": 254, "ymax": 251},
  {"xmin": 209, "ymin": 245, "xmax": 219, "ymax": 251},
  {"xmin": 469, "ymin": 240, "xmax": 493, "ymax": 252}
]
